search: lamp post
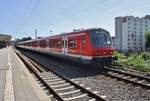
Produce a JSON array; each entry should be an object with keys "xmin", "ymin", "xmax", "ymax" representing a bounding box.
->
[
  {"xmin": 49, "ymin": 30, "xmax": 53, "ymax": 36},
  {"xmin": 35, "ymin": 29, "xmax": 37, "ymax": 39}
]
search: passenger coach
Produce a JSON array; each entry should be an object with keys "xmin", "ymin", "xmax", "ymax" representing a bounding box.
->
[{"xmin": 17, "ymin": 28, "xmax": 116, "ymax": 65}]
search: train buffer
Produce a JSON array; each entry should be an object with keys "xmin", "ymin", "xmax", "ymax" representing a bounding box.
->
[{"xmin": 0, "ymin": 47, "xmax": 50, "ymax": 101}]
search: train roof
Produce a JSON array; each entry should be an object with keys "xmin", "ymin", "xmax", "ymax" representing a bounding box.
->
[{"xmin": 18, "ymin": 27, "xmax": 108, "ymax": 44}]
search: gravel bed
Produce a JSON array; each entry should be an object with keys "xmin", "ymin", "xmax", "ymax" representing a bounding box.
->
[
  {"xmin": 21, "ymin": 50, "xmax": 150, "ymax": 101},
  {"xmin": 73, "ymin": 76, "xmax": 150, "ymax": 101}
]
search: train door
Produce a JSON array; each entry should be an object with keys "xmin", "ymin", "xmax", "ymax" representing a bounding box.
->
[
  {"xmin": 62, "ymin": 37, "xmax": 68, "ymax": 55},
  {"xmin": 80, "ymin": 35, "xmax": 86, "ymax": 55}
]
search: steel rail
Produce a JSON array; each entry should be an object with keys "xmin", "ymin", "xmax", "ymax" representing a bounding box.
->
[
  {"xmin": 103, "ymin": 66, "xmax": 150, "ymax": 88},
  {"xmin": 16, "ymin": 50, "xmax": 107, "ymax": 101}
]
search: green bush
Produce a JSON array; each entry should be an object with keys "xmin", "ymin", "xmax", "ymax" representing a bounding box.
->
[{"xmin": 113, "ymin": 52, "xmax": 150, "ymax": 72}]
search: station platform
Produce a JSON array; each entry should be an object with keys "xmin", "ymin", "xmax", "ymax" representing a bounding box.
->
[{"xmin": 0, "ymin": 47, "xmax": 50, "ymax": 101}]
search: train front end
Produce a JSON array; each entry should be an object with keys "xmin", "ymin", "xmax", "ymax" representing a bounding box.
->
[{"xmin": 88, "ymin": 28, "xmax": 117, "ymax": 65}]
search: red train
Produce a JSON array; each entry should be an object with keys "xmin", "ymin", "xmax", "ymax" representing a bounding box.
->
[{"xmin": 17, "ymin": 28, "xmax": 116, "ymax": 65}]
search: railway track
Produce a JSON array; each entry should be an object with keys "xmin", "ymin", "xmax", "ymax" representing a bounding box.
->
[
  {"xmin": 103, "ymin": 66, "xmax": 150, "ymax": 88},
  {"xmin": 15, "ymin": 50, "xmax": 107, "ymax": 101}
]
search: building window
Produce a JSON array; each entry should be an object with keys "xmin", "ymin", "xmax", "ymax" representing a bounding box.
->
[
  {"xmin": 132, "ymin": 33, "xmax": 134, "ymax": 39},
  {"xmin": 140, "ymin": 38, "xmax": 142, "ymax": 41},
  {"xmin": 145, "ymin": 29, "xmax": 148, "ymax": 31},
  {"xmin": 145, "ymin": 21, "xmax": 148, "ymax": 24},
  {"xmin": 140, "ymin": 43, "xmax": 142, "ymax": 45},
  {"xmin": 123, "ymin": 18, "xmax": 127, "ymax": 22},
  {"xmin": 134, "ymin": 23, "xmax": 136, "ymax": 26},
  {"xmin": 134, "ymin": 27, "xmax": 136, "ymax": 30},
  {"xmin": 145, "ymin": 25, "xmax": 148, "ymax": 27},
  {"xmin": 128, "ymin": 26, "xmax": 130, "ymax": 29}
]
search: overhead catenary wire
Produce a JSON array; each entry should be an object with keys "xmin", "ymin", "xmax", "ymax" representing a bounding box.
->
[
  {"xmin": 48, "ymin": 0, "xmax": 108, "ymax": 27},
  {"xmin": 20, "ymin": 0, "xmax": 41, "ymax": 35},
  {"xmin": 19, "ymin": 0, "xmax": 150, "ymax": 37},
  {"xmin": 37, "ymin": 0, "xmax": 108, "ymax": 35}
]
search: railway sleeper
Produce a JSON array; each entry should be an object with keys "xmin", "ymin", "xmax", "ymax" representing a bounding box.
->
[
  {"xmin": 61, "ymin": 91, "xmax": 88, "ymax": 100},
  {"xmin": 58, "ymin": 89, "xmax": 81, "ymax": 96},
  {"xmin": 108, "ymin": 73, "xmax": 150, "ymax": 88},
  {"xmin": 40, "ymin": 74, "xmax": 56, "ymax": 77},
  {"xmin": 51, "ymin": 83, "xmax": 70, "ymax": 88},
  {"xmin": 137, "ymin": 80, "xmax": 146, "ymax": 83},
  {"xmin": 129, "ymin": 77, "xmax": 138, "ymax": 81},
  {"xmin": 48, "ymin": 80, "xmax": 66, "ymax": 85},
  {"xmin": 43, "ymin": 76, "xmax": 59, "ymax": 80},
  {"xmin": 63, "ymin": 93, "xmax": 89, "ymax": 101},
  {"xmin": 45, "ymin": 78, "xmax": 62, "ymax": 82},
  {"xmin": 54, "ymin": 86, "xmax": 75, "ymax": 91}
]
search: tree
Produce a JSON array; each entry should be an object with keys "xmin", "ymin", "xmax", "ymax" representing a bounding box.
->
[
  {"xmin": 145, "ymin": 32, "xmax": 150, "ymax": 50},
  {"xmin": 21, "ymin": 37, "xmax": 32, "ymax": 42}
]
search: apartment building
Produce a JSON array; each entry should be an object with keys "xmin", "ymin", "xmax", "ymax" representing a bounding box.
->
[{"xmin": 115, "ymin": 15, "xmax": 150, "ymax": 52}]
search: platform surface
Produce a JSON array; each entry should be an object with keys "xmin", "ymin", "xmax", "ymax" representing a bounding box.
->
[
  {"xmin": 0, "ymin": 48, "xmax": 8, "ymax": 101},
  {"xmin": 0, "ymin": 47, "xmax": 50, "ymax": 101}
]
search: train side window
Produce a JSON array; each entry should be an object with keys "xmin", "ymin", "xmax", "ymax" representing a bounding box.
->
[
  {"xmin": 40, "ymin": 40, "xmax": 42, "ymax": 47},
  {"xmin": 82, "ymin": 37, "xmax": 86, "ymax": 45},
  {"xmin": 62, "ymin": 40, "xmax": 64, "ymax": 47},
  {"xmin": 57, "ymin": 41, "xmax": 61, "ymax": 48},
  {"xmin": 69, "ymin": 40, "xmax": 77, "ymax": 48},
  {"xmin": 43, "ymin": 40, "xmax": 46, "ymax": 48},
  {"xmin": 54, "ymin": 40, "xmax": 56, "ymax": 48},
  {"xmin": 65, "ymin": 40, "xmax": 67, "ymax": 47},
  {"xmin": 49, "ymin": 40, "xmax": 53, "ymax": 48}
]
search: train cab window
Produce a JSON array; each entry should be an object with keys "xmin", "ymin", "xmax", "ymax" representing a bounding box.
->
[
  {"xmin": 69, "ymin": 40, "xmax": 77, "ymax": 48},
  {"xmin": 89, "ymin": 30, "xmax": 111, "ymax": 48}
]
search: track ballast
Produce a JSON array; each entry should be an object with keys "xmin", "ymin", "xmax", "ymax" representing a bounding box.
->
[{"xmin": 15, "ymin": 50, "xmax": 107, "ymax": 101}]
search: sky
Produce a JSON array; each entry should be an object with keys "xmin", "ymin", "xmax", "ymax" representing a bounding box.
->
[{"xmin": 0, "ymin": 0, "xmax": 150, "ymax": 40}]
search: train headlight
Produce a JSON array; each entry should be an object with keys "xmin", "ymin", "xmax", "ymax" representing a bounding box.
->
[{"xmin": 96, "ymin": 52, "xmax": 98, "ymax": 55}]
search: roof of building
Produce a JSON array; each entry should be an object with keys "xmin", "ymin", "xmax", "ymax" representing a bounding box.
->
[{"xmin": 0, "ymin": 34, "xmax": 12, "ymax": 42}]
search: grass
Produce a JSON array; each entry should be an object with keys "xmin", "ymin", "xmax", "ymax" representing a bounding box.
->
[{"xmin": 113, "ymin": 51, "xmax": 150, "ymax": 72}]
